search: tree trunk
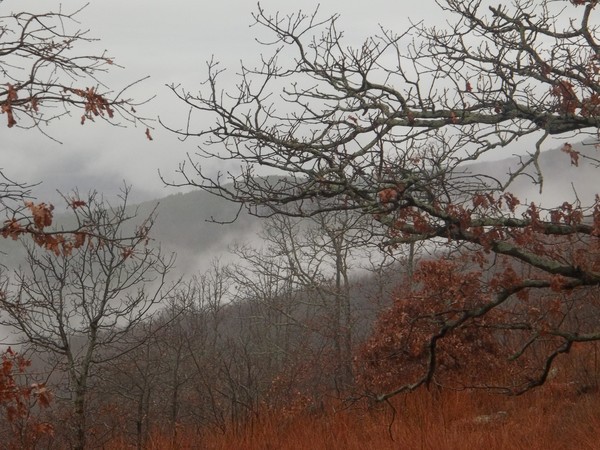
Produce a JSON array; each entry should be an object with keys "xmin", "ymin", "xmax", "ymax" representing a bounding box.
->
[{"xmin": 73, "ymin": 383, "xmax": 87, "ymax": 450}]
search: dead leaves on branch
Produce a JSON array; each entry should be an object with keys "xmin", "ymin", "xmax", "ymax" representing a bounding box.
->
[
  {"xmin": 1, "ymin": 84, "xmax": 18, "ymax": 128},
  {"xmin": 1, "ymin": 201, "xmax": 79, "ymax": 256},
  {"xmin": 550, "ymin": 80, "xmax": 580, "ymax": 115},
  {"xmin": 0, "ymin": 84, "xmax": 44, "ymax": 128},
  {"xmin": 0, "ymin": 197, "xmax": 145, "ymax": 258},
  {"xmin": 379, "ymin": 188, "xmax": 600, "ymax": 285},
  {"xmin": 357, "ymin": 246, "xmax": 600, "ymax": 396},
  {"xmin": 356, "ymin": 258, "xmax": 505, "ymax": 392},
  {"xmin": 69, "ymin": 199, "xmax": 87, "ymax": 210},
  {"xmin": 67, "ymin": 87, "xmax": 115, "ymax": 125},
  {"xmin": 1, "ymin": 202, "xmax": 54, "ymax": 242},
  {"xmin": 548, "ymin": 76, "xmax": 600, "ymax": 119},
  {"xmin": 1, "ymin": 84, "xmax": 118, "ymax": 128},
  {"xmin": 0, "ymin": 348, "xmax": 53, "ymax": 440},
  {"xmin": 0, "ymin": 4, "xmax": 154, "ymax": 135},
  {"xmin": 561, "ymin": 142, "xmax": 581, "ymax": 167},
  {"xmin": 0, "ymin": 82, "xmax": 153, "ymax": 138},
  {"xmin": 25, "ymin": 201, "xmax": 53, "ymax": 230}
]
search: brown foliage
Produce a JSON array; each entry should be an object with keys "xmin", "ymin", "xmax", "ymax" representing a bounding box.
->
[
  {"xmin": 0, "ymin": 348, "xmax": 53, "ymax": 449},
  {"xmin": 1, "ymin": 200, "xmax": 91, "ymax": 256},
  {"xmin": 357, "ymin": 230, "xmax": 600, "ymax": 397},
  {"xmin": 356, "ymin": 258, "xmax": 507, "ymax": 392},
  {"xmin": 0, "ymin": 4, "xmax": 151, "ymax": 255}
]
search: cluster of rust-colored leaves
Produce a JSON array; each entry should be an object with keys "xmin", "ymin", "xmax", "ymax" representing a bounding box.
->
[
  {"xmin": 570, "ymin": 0, "xmax": 597, "ymax": 6},
  {"xmin": 0, "ymin": 348, "xmax": 53, "ymax": 448},
  {"xmin": 355, "ymin": 257, "xmax": 510, "ymax": 392},
  {"xmin": 1, "ymin": 199, "xmax": 90, "ymax": 256},
  {"xmin": 68, "ymin": 86, "xmax": 115, "ymax": 125},
  {"xmin": 1, "ymin": 84, "xmax": 20, "ymax": 128},
  {"xmin": 356, "ymin": 221, "xmax": 600, "ymax": 395},
  {"xmin": 547, "ymin": 35, "xmax": 600, "ymax": 118},
  {"xmin": 1, "ymin": 83, "xmax": 154, "ymax": 140},
  {"xmin": 1, "ymin": 83, "xmax": 117, "ymax": 129}
]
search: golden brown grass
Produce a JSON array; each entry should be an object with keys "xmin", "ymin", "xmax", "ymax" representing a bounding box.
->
[
  {"xmin": 106, "ymin": 382, "xmax": 600, "ymax": 450},
  {"xmin": 105, "ymin": 345, "xmax": 600, "ymax": 449}
]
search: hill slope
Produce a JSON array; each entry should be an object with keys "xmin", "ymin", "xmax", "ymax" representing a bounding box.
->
[{"xmin": 1, "ymin": 141, "xmax": 597, "ymax": 275}]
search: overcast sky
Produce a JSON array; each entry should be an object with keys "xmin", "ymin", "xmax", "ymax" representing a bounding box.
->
[{"xmin": 3, "ymin": 0, "xmax": 449, "ymax": 206}]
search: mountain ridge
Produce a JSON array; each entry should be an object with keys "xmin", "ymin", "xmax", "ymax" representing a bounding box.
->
[{"xmin": 1, "ymin": 141, "xmax": 597, "ymax": 276}]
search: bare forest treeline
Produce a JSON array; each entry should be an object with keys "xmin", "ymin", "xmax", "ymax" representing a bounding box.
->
[
  {"xmin": 0, "ymin": 142, "xmax": 599, "ymax": 448},
  {"xmin": 2, "ymin": 191, "xmax": 599, "ymax": 449},
  {"xmin": 0, "ymin": 224, "xmax": 404, "ymax": 448}
]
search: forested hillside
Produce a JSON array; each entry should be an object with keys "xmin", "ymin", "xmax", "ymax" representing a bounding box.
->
[{"xmin": 1, "ymin": 143, "xmax": 599, "ymax": 448}]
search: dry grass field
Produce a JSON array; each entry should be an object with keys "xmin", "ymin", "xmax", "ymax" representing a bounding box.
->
[{"xmin": 106, "ymin": 378, "xmax": 600, "ymax": 450}]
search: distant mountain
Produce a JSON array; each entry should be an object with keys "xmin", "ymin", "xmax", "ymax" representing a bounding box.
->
[
  {"xmin": 1, "ymin": 141, "xmax": 598, "ymax": 277},
  {"xmin": 136, "ymin": 141, "xmax": 599, "ymax": 275},
  {"xmin": 465, "ymin": 140, "xmax": 599, "ymax": 207},
  {"xmin": 133, "ymin": 189, "xmax": 262, "ymax": 274},
  {"xmin": 0, "ymin": 188, "xmax": 263, "ymax": 277}
]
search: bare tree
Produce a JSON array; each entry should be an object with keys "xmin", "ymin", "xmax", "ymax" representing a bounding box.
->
[
  {"xmin": 0, "ymin": 189, "xmax": 177, "ymax": 450},
  {"xmin": 165, "ymin": 1, "xmax": 600, "ymax": 397},
  {"xmin": 0, "ymin": 2, "xmax": 151, "ymax": 249},
  {"xmin": 231, "ymin": 206, "xmax": 392, "ymax": 392},
  {"xmin": 162, "ymin": 263, "xmax": 236, "ymax": 435},
  {"xmin": 0, "ymin": 2, "xmax": 149, "ymax": 135},
  {"xmin": 100, "ymin": 321, "xmax": 165, "ymax": 450}
]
